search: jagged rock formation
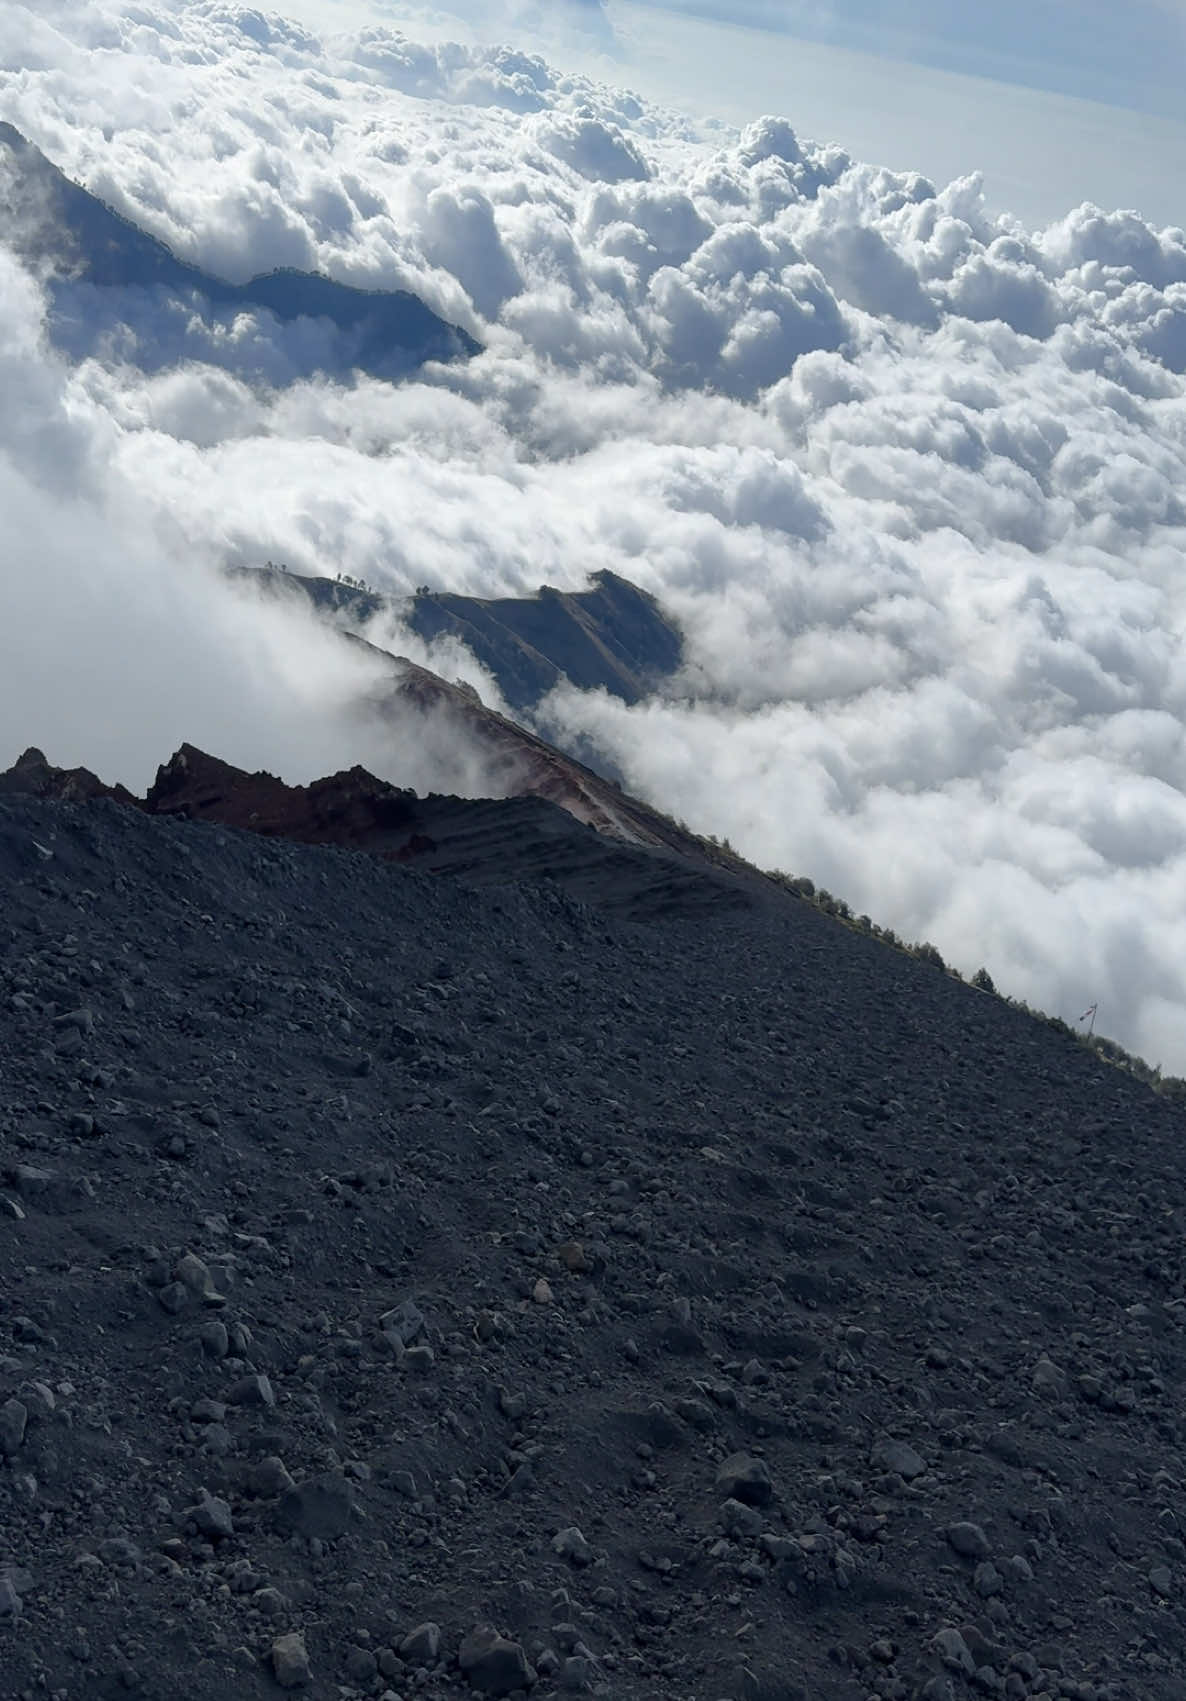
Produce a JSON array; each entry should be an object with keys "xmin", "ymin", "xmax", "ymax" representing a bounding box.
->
[
  {"xmin": 0, "ymin": 742, "xmax": 767, "ymax": 922},
  {"xmin": 0, "ymin": 122, "xmax": 478, "ymax": 379},
  {"xmin": 0, "ymin": 746, "xmax": 138, "ymax": 807}
]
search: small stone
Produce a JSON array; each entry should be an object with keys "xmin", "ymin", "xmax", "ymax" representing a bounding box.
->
[
  {"xmin": 872, "ymin": 1437, "xmax": 926, "ymax": 1480},
  {"xmin": 556, "ymin": 1241, "xmax": 590, "ymax": 1273},
  {"xmin": 721, "ymin": 1498, "xmax": 765, "ymax": 1537},
  {"xmin": 200, "ymin": 1320, "xmax": 229, "ymax": 1359},
  {"xmin": 674, "ymin": 1396, "xmax": 715, "ymax": 1430},
  {"xmin": 254, "ymin": 1586, "xmax": 288, "ymax": 1618},
  {"xmin": 19, "ymin": 1380, "xmax": 54, "ymax": 1420},
  {"xmin": 276, "ymin": 1474, "xmax": 356, "ymax": 1540},
  {"xmin": 271, "ymin": 1631, "xmax": 311, "ymax": 1689},
  {"xmin": 53, "ymin": 1006, "xmax": 94, "ymax": 1034},
  {"xmin": 379, "ymin": 1299, "xmax": 425, "ymax": 1347},
  {"xmin": 175, "ymin": 1251, "xmax": 225, "ymax": 1306},
  {"xmin": 187, "ymin": 1492, "xmax": 234, "ymax": 1540},
  {"xmin": 974, "ymin": 1562, "xmax": 1004, "ymax": 1597},
  {"xmin": 1149, "ymin": 1565, "xmax": 1173, "ymax": 1598},
  {"xmin": 716, "ymin": 1452, "xmax": 774, "ymax": 1507},
  {"xmin": 561, "ymin": 1654, "xmax": 594, "ymax": 1690},
  {"xmin": 250, "ymin": 1456, "xmax": 296, "ymax": 1497},
  {"xmin": 0, "ymin": 1576, "xmax": 22, "ymax": 1616},
  {"xmin": 458, "ymin": 1624, "xmax": 536, "ymax": 1696},
  {"xmin": 933, "ymin": 1628, "xmax": 976, "ymax": 1674},
  {"xmin": 497, "ymin": 1387, "xmax": 528, "ymax": 1421},
  {"xmin": 0, "ymin": 1398, "xmax": 28, "ymax": 1455},
  {"xmin": 399, "ymin": 1622, "xmax": 442, "ymax": 1664},
  {"xmin": 190, "ymin": 1398, "xmax": 227, "ymax": 1424},
  {"xmin": 228, "ymin": 1373, "xmax": 275, "ymax": 1408},
  {"xmin": 345, "ymin": 1646, "xmax": 378, "ymax": 1682},
  {"xmin": 552, "ymin": 1526, "xmax": 594, "ymax": 1566},
  {"xmin": 533, "ymin": 1277, "xmax": 554, "ymax": 1305},
  {"xmin": 97, "ymin": 1536, "xmax": 142, "ymax": 1568},
  {"xmin": 403, "ymin": 1344, "xmax": 435, "ymax": 1371},
  {"xmin": 157, "ymin": 1282, "xmax": 189, "ymax": 1315},
  {"xmin": 1031, "ymin": 1357, "xmax": 1068, "ymax": 1398},
  {"xmin": 947, "ymin": 1521, "xmax": 992, "ymax": 1558}
]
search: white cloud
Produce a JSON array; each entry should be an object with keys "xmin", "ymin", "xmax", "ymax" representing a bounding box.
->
[{"xmin": 2, "ymin": 0, "xmax": 1186, "ymax": 1074}]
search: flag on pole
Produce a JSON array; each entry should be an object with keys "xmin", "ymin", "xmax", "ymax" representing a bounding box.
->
[{"xmin": 1079, "ymin": 1004, "xmax": 1097, "ymax": 1022}]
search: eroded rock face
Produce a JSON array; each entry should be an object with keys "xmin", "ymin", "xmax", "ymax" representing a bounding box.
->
[
  {"xmin": 144, "ymin": 744, "xmax": 422, "ymax": 850},
  {"xmin": 0, "ymin": 732, "xmax": 768, "ymax": 923}
]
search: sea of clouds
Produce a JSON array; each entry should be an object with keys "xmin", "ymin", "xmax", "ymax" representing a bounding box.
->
[{"xmin": 2, "ymin": 0, "xmax": 1185, "ymax": 1069}]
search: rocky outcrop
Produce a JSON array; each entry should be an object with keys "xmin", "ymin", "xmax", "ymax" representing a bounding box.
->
[{"xmin": 0, "ymin": 747, "xmax": 138, "ymax": 808}]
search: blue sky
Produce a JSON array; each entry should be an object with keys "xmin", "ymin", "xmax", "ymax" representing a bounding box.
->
[
  {"xmin": 642, "ymin": 0, "xmax": 1186, "ymax": 118},
  {"xmin": 608, "ymin": 1, "xmax": 1186, "ymax": 228},
  {"xmin": 280, "ymin": 0, "xmax": 1186, "ymax": 228}
]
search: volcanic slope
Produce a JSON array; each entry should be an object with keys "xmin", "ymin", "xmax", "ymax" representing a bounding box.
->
[{"xmin": 1, "ymin": 784, "xmax": 1184, "ymax": 1701}]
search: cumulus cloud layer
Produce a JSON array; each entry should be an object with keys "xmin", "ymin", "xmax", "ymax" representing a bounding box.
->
[{"xmin": 2, "ymin": 0, "xmax": 1186, "ymax": 1071}]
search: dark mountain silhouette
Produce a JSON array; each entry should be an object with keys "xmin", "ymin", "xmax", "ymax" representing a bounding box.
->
[
  {"xmin": 242, "ymin": 563, "xmax": 684, "ymax": 713},
  {"xmin": 0, "ymin": 122, "xmax": 478, "ymax": 379},
  {"xmin": 1, "ymin": 738, "xmax": 1184, "ymax": 1701}
]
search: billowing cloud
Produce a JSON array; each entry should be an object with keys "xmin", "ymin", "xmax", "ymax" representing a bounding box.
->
[{"xmin": 2, "ymin": 0, "xmax": 1186, "ymax": 1075}]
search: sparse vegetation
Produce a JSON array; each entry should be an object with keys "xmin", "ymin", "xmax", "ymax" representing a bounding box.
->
[
  {"xmin": 762, "ymin": 863, "xmax": 1186, "ymax": 1102},
  {"xmin": 334, "ymin": 571, "xmax": 376, "ymax": 594}
]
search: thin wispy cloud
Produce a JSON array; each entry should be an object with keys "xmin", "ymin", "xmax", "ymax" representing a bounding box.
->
[
  {"xmin": 1, "ymin": 0, "xmax": 1185, "ymax": 1071},
  {"xmin": 632, "ymin": 0, "xmax": 1186, "ymax": 116}
]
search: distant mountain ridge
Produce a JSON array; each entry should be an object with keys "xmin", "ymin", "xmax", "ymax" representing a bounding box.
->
[
  {"xmin": 0, "ymin": 121, "xmax": 478, "ymax": 379},
  {"xmin": 241, "ymin": 563, "xmax": 685, "ymax": 712}
]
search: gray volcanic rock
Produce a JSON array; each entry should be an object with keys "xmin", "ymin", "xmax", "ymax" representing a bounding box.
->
[{"xmin": 0, "ymin": 779, "xmax": 1184, "ymax": 1700}]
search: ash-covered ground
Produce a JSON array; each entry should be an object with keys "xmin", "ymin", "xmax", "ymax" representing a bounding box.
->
[{"xmin": 1, "ymin": 788, "xmax": 1184, "ymax": 1701}]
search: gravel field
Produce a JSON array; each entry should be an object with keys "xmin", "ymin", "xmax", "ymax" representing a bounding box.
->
[{"xmin": 1, "ymin": 786, "xmax": 1184, "ymax": 1701}]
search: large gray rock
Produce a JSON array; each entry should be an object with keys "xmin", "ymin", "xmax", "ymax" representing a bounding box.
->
[
  {"xmin": 271, "ymin": 1631, "xmax": 311, "ymax": 1689},
  {"xmin": 458, "ymin": 1624, "xmax": 536, "ymax": 1695},
  {"xmin": 276, "ymin": 1474, "xmax": 356, "ymax": 1541},
  {"xmin": 716, "ymin": 1452, "xmax": 774, "ymax": 1507}
]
